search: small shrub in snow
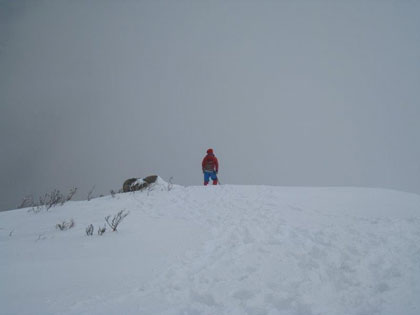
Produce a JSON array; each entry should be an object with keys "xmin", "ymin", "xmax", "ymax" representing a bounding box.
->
[
  {"xmin": 86, "ymin": 224, "xmax": 94, "ymax": 236},
  {"xmin": 18, "ymin": 195, "xmax": 34, "ymax": 209},
  {"xmin": 63, "ymin": 187, "xmax": 77, "ymax": 204},
  {"xmin": 105, "ymin": 210, "xmax": 129, "ymax": 232},
  {"xmin": 98, "ymin": 224, "xmax": 106, "ymax": 235},
  {"xmin": 167, "ymin": 177, "xmax": 174, "ymax": 191},
  {"xmin": 56, "ymin": 219, "xmax": 75, "ymax": 231},
  {"xmin": 42, "ymin": 189, "xmax": 64, "ymax": 210},
  {"xmin": 87, "ymin": 186, "xmax": 95, "ymax": 201},
  {"xmin": 27, "ymin": 187, "xmax": 78, "ymax": 212}
]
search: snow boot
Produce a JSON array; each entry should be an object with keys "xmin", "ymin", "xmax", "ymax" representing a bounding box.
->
[{"xmin": 213, "ymin": 179, "xmax": 218, "ymax": 185}]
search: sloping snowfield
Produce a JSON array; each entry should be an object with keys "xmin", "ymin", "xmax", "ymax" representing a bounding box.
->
[{"xmin": 1, "ymin": 180, "xmax": 420, "ymax": 315}]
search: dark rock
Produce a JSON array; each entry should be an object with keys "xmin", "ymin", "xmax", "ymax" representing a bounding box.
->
[
  {"xmin": 123, "ymin": 178, "xmax": 137, "ymax": 192},
  {"xmin": 143, "ymin": 175, "xmax": 158, "ymax": 184},
  {"xmin": 122, "ymin": 175, "xmax": 158, "ymax": 192}
]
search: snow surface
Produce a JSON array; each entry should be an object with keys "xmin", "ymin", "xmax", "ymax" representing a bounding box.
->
[{"xmin": 1, "ymin": 179, "xmax": 420, "ymax": 315}]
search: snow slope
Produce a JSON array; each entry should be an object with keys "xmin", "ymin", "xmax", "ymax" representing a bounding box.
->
[{"xmin": 1, "ymin": 180, "xmax": 420, "ymax": 315}]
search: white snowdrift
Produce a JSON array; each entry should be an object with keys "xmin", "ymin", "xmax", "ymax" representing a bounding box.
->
[{"xmin": 1, "ymin": 181, "xmax": 420, "ymax": 315}]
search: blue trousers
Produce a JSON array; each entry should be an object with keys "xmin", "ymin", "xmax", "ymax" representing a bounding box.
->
[{"xmin": 204, "ymin": 171, "xmax": 217, "ymax": 183}]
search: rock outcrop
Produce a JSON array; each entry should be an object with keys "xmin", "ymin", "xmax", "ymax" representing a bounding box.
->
[{"xmin": 122, "ymin": 175, "xmax": 158, "ymax": 192}]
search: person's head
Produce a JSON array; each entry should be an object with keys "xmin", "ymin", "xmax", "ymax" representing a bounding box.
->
[{"xmin": 207, "ymin": 148, "xmax": 214, "ymax": 155}]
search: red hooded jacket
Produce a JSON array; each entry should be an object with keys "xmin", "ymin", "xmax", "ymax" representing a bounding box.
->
[{"xmin": 202, "ymin": 150, "xmax": 218, "ymax": 172}]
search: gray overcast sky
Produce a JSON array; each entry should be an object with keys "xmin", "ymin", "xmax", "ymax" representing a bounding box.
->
[{"xmin": 1, "ymin": 0, "xmax": 420, "ymax": 211}]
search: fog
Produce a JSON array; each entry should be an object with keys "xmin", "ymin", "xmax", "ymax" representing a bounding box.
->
[{"xmin": 1, "ymin": 0, "xmax": 420, "ymax": 211}]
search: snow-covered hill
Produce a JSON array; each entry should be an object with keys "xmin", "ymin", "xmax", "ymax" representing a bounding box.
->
[{"xmin": 1, "ymin": 180, "xmax": 420, "ymax": 315}]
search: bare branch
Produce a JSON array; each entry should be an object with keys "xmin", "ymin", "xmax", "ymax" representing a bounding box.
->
[
  {"xmin": 168, "ymin": 177, "xmax": 174, "ymax": 191},
  {"xmin": 98, "ymin": 224, "xmax": 106, "ymax": 235},
  {"xmin": 87, "ymin": 186, "xmax": 95, "ymax": 201},
  {"xmin": 105, "ymin": 210, "xmax": 129, "ymax": 232},
  {"xmin": 18, "ymin": 195, "xmax": 34, "ymax": 209},
  {"xmin": 63, "ymin": 187, "xmax": 77, "ymax": 204},
  {"xmin": 56, "ymin": 219, "xmax": 75, "ymax": 231},
  {"xmin": 85, "ymin": 224, "xmax": 94, "ymax": 236},
  {"xmin": 46, "ymin": 189, "xmax": 63, "ymax": 210}
]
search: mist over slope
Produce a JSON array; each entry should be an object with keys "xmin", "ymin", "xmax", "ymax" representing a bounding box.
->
[{"xmin": 1, "ymin": 180, "xmax": 420, "ymax": 315}]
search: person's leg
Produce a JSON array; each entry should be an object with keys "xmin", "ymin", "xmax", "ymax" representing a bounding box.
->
[
  {"xmin": 211, "ymin": 172, "xmax": 218, "ymax": 185},
  {"xmin": 204, "ymin": 172, "xmax": 210, "ymax": 185}
]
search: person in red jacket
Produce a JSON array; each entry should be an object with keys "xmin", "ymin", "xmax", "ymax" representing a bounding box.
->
[{"xmin": 202, "ymin": 148, "xmax": 219, "ymax": 185}]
